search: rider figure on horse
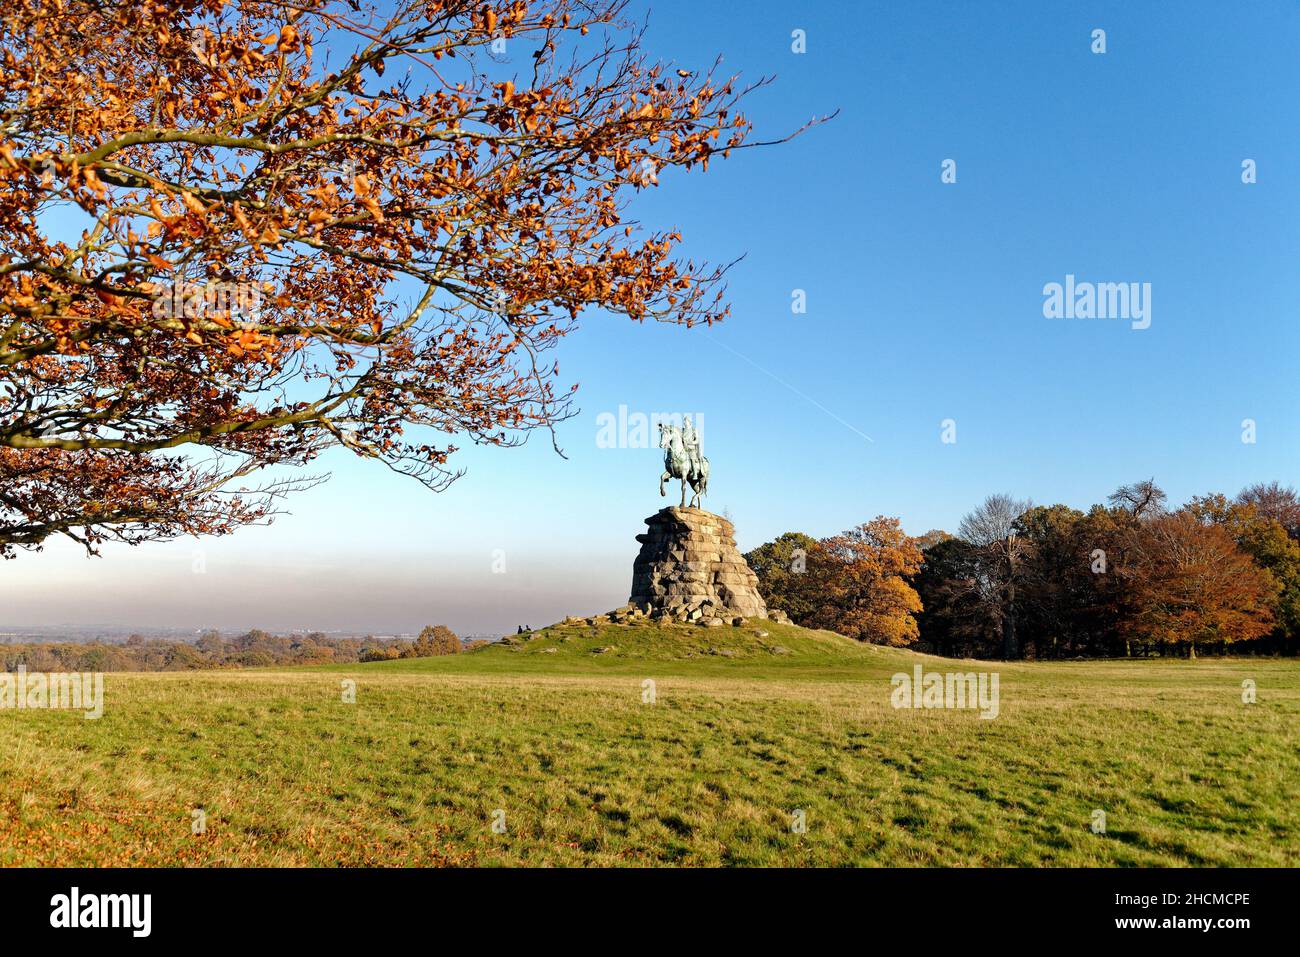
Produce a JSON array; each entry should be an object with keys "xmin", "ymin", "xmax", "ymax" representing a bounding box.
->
[
  {"xmin": 658, "ymin": 415, "xmax": 709, "ymax": 508},
  {"xmin": 682, "ymin": 416, "xmax": 703, "ymax": 484}
]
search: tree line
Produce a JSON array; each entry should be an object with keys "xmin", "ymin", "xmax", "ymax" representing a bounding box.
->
[
  {"xmin": 746, "ymin": 480, "xmax": 1299, "ymax": 659},
  {"xmin": 0, "ymin": 625, "xmax": 474, "ymax": 673}
]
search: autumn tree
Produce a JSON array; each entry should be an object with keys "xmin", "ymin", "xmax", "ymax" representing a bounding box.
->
[
  {"xmin": 1186, "ymin": 492, "xmax": 1300, "ymax": 653},
  {"xmin": 1237, "ymin": 482, "xmax": 1300, "ymax": 541},
  {"xmin": 913, "ymin": 528, "xmax": 952, "ymax": 552},
  {"xmin": 196, "ymin": 629, "xmax": 226, "ymax": 656},
  {"xmin": 746, "ymin": 521, "xmax": 923, "ymax": 644},
  {"xmin": 803, "ymin": 518, "xmax": 923, "ymax": 645},
  {"xmin": 1118, "ymin": 511, "xmax": 1275, "ymax": 658},
  {"xmin": 408, "ymin": 623, "xmax": 460, "ymax": 656},
  {"xmin": 0, "ymin": 0, "xmax": 809, "ymax": 556}
]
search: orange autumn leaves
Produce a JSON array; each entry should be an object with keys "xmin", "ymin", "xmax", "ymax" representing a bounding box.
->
[
  {"xmin": 748, "ymin": 519, "xmax": 927, "ymax": 648},
  {"xmin": 0, "ymin": 0, "xmax": 763, "ymax": 553}
]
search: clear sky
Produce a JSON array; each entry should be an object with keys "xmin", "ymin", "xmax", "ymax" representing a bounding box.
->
[{"xmin": 4, "ymin": 0, "xmax": 1297, "ymax": 636}]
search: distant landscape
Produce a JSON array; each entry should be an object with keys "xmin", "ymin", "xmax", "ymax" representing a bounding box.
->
[{"xmin": 0, "ymin": 625, "xmax": 490, "ymax": 671}]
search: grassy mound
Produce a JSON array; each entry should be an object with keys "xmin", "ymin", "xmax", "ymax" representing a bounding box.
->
[
  {"xmin": 497, "ymin": 617, "xmax": 870, "ymax": 661},
  {"xmin": 358, "ymin": 616, "xmax": 917, "ymax": 678}
]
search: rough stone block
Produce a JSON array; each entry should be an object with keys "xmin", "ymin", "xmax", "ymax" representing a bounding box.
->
[{"xmin": 627, "ymin": 507, "xmax": 768, "ymax": 622}]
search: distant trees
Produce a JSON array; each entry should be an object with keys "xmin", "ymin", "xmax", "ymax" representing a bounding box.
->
[
  {"xmin": 1236, "ymin": 482, "xmax": 1300, "ymax": 540},
  {"xmin": 1014, "ymin": 504, "xmax": 1094, "ymax": 659},
  {"xmin": 358, "ymin": 642, "xmax": 402, "ymax": 663},
  {"xmin": 913, "ymin": 536, "xmax": 989, "ymax": 657},
  {"xmin": 0, "ymin": 626, "xmax": 476, "ymax": 671},
  {"xmin": 359, "ymin": 624, "xmax": 463, "ymax": 661},
  {"xmin": 1108, "ymin": 479, "xmax": 1168, "ymax": 519},
  {"xmin": 956, "ymin": 495, "xmax": 1032, "ymax": 659},
  {"xmin": 745, "ymin": 518, "xmax": 923, "ymax": 646},
  {"xmin": 196, "ymin": 630, "xmax": 226, "ymax": 657},
  {"xmin": 2, "ymin": 629, "xmax": 400, "ymax": 671},
  {"xmin": 751, "ymin": 478, "xmax": 1299, "ymax": 658},
  {"xmin": 1186, "ymin": 493, "xmax": 1300, "ymax": 655},
  {"xmin": 743, "ymin": 532, "xmax": 818, "ymax": 623},
  {"xmin": 808, "ymin": 519, "xmax": 924, "ymax": 645},
  {"xmin": 406, "ymin": 625, "xmax": 462, "ymax": 657},
  {"xmin": 1117, "ymin": 512, "xmax": 1275, "ymax": 658}
]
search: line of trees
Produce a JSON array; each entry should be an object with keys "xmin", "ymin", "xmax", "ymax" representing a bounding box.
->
[
  {"xmin": 358, "ymin": 625, "xmax": 469, "ymax": 662},
  {"xmin": 0, "ymin": 624, "xmax": 473, "ymax": 672},
  {"xmin": 746, "ymin": 480, "xmax": 1300, "ymax": 659}
]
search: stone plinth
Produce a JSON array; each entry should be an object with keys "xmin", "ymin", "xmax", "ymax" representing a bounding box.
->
[{"xmin": 629, "ymin": 507, "xmax": 768, "ymax": 622}]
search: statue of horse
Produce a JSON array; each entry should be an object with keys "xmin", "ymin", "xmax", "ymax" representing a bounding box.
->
[{"xmin": 658, "ymin": 422, "xmax": 709, "ymax": 508}]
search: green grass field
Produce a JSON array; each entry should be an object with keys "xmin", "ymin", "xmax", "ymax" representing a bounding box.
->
[{"xmin": 1, "ymin": 619, "xmax": 1296, "ymax": 866}]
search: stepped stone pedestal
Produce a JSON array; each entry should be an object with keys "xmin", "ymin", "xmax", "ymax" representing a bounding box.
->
[{"xmin": 628, "ymin": 507, "xmax": 768, "ymax": 623}]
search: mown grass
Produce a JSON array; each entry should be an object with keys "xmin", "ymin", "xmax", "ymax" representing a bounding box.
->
[{"xmin": 0, "ymin": 619, "xmax": 1296, "ymax": 866}]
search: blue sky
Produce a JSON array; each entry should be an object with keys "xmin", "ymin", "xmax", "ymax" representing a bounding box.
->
[{"xmin": 4, "ymin": 0, "xmax": 1297, "ymax": 635}]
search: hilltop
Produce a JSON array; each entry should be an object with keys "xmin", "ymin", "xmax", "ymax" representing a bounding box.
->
[
  {"xmin": 351, "ymin": 613, "xmax": 931, "ymax": 679},
  {"xmin": 496, "ymin": 615, "xmax": 870, "ymax": 662}
]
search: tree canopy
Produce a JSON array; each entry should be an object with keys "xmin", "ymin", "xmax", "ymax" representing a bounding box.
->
[{"xmin": 0, "ymin": 0, "xmax": 805, "ymax": 555}]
